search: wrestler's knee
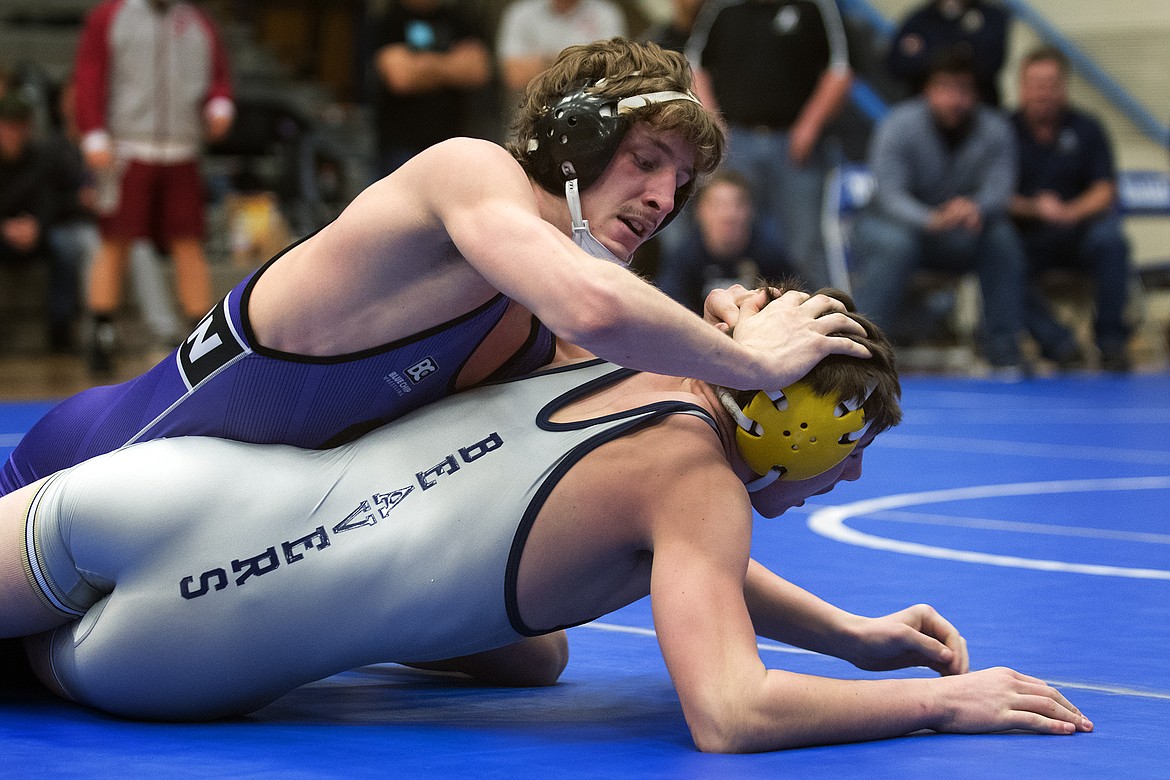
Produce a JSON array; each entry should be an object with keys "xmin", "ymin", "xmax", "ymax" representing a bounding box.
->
[{"xmin": 517, "ymin": 630, "xmax": 569, "ymax": 687}]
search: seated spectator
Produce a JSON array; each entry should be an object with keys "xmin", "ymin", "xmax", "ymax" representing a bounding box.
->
[
  {"xmin": 656, "ymin": 169, "xmax": 793, "ymax": 312},
  {"xmin": 1009, "ymin": 46, "xmax": 1132, "ymax": 372},
  {"xmin": 852, "ymin": 48, "xmax": 1026, "ymax": 373},
  {"xmin": 0, "ymin": 90, "xmax": 77, "ymax": 351},
  {"xmin": 885, "ymin": 0, "xmax": 1010, "ymax": 106}
]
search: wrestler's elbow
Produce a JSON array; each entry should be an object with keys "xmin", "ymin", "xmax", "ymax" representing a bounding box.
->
[
  {"xmin": 688, "ymin": 705, "xmax": 757, "ymax": 754},
  {"xmin": 684, "ymin": 685, "xmax": 777, "ymax": 753},
  {"xmin": 549, "ymin": 275, "xmax": 625, "ymax": 350}
]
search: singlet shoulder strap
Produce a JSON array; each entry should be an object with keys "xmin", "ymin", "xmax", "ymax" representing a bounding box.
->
[{"xmin": 531, "ymin": 358, "xmax": 719, "ymax": 436}]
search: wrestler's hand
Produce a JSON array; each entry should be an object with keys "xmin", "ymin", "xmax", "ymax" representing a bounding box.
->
[
  {"xmin": 730, "ymin": 290, "xmax": 871, "ymax": 389},
  {"xmin": 702, "ymin": 284, "xmax": 770, "ymax": 333},
  {"xmin": 843, "ymin": 604, "xmax": 969, "ymax": 676},
  {"xmin": 84, "ymin": 146, "xmax": 113, "ymax": 172},
  {"xmin": 932, "ymin": 667, "xmax": 1092, "ymax": 735}
]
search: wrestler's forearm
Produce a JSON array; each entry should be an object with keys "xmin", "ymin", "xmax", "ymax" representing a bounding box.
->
[
  {"xmin": 526, "ymin": 253, "xmax": 871, "ymax": 392},
  {"xmin": 457, "ymin": 208, "xmax": 778, "ymax": 389},
  {"xmin": 696, "ymin": 665, "xmax": 1090, "ymax": 753},
  {"xmin": 742, "ymin": 559, "xmax": 861, "ymax": 658}
]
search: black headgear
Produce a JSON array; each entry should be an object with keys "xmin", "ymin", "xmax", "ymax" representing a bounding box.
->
[{"xmin": 525, "ymin": 84, "xmax": 701, "ymax": 234}]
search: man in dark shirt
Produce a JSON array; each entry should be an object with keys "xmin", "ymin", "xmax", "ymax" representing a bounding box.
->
[
  {"xmin": 687, "ymin": 0, "xmax": 852, "ymax": 289},
  {"xmin": 886, "ymin": 0, "xmax": 1010, "ymax": 106},
  {"xmin": 370, "ymin": 0, "xmax": 491, "ymax": 178},
  {"xmin": 1009, "ymin": 46, "xmax": 1132, "ymax": 371}
]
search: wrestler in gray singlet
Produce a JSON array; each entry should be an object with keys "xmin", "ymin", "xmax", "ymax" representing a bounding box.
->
[{"xmin": 23, "ymin": 359, "xmax": 715, "ymax": 720}]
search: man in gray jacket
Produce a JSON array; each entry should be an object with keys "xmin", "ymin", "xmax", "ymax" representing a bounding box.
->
[{"xmin": 853, "ymin": 48, "xmax": 1026, "ymax": 373}]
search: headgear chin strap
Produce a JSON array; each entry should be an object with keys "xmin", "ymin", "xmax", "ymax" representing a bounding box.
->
[
  {"xmin": 526, "ymin": 83, "xmax": 702, "ymax": 243},
  {"xmin": 720, "ymin": 381, "xmax": 874, "ymax": 493},
  {"xmin": 565, "ymin": 178, "xmax": 627, "ymax": 265}
]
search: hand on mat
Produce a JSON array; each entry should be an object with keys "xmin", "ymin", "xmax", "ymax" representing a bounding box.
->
[
  {"xmin": 933, "ymin": 667, "xmax": 1093, "ymax": 735},
  {"xmin": 844, "ymin": 603, "xmax": 969, "ymax": 676},
  {"xmin": 727, "ymin": 290, "xmax": 872, "ymax": 390}
]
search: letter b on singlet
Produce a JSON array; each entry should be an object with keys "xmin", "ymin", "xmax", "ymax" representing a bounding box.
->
[{"xmin": 178, "ymin": 301, "xmax": 246, "ymax": 389}]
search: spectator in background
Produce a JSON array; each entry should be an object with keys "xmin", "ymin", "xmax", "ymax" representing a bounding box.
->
[
  {"xmin": 852, "ymin": 48, "xmax": 1026, "ymax": 374},
  {"xmin": 0, "ymin": 90, "xmax": 75, "ymax": 350},
  {"xmin": 687, "ymin": 0, "xmax": 852, "ymax": 291},
  {"xmin": 657, "ymin": 168, "xmax": 791, "ymax": 312},
  {"xmin": 885, "ymin": 0, "xmax": 1010, "ymax": 106},
  {"xmin": 370, "ymin": 0, "xmax": 492, "ymax": 179},
  {"xmin": 496, "ymin": 0, "xmax": 626, "ymax": 94},
  {"xmin": 640, "ymin": 0, "xmax": 705, "ymax": 54},
  {"xmin": 1009, "ymin": 46, "xmax": 1133, "ymax": 372},
  {"xmin": 73, "ymin": 0, "xmax": 235, "ymax": 374}
]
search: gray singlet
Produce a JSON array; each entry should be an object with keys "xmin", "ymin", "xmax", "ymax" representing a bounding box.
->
[{"xmin": 23, "ymin": 359, "xmax": 715, "ymax": 720}]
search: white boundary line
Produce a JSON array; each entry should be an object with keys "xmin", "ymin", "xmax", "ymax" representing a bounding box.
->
[
  {"xmin": 907, "ymin": 409, "xmax": 1170, "ymax": 425},
  {"xmin": 865, "ymin": 509, "xmax": 1170, "ymax": 545},
  {"xmin": 877, "ymin": 434, "xmax": 1170, "ymax": 466},
  {"xmin": 582, "ymin": 623, "xmax": 1170, "ymax": 701},
  {"xmin": 807, "ymin": 477, "xmax": 1170, "ymax": 580}
]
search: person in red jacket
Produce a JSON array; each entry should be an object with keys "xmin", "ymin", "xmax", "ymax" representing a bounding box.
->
[{"xmin": 73, "ymin": 0, "xmax": 234, "ymax": 372}]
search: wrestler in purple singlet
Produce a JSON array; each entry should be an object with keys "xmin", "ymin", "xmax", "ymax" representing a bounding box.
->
[{"xmin": 0, "ymin": 244, "xmax": 554, "ymax": 495}]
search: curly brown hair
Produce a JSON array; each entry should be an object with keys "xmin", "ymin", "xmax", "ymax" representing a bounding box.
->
[{"xmin": 506, "ymin": 38, "xmax": 725, "ymax": 182}]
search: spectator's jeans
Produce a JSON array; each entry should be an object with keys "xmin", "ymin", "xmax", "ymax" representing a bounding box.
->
[
  {"xmin": 853, "ymin": 212, "xmax": 1026, "ymax": 366},
  {"xmin": 723, "ymin": 124, "xmax": 831, "ymax": 289},
  {"xmin": 1018, "ymin": 213, "xmax": 1132, "ymax": 354},
  {"xmin": 43, "ymin": 221, "xmax": 93, "ymax": 330},
  {"xmin": 58, "ymin": 223, "xmax": 183, "ymax": 343}
]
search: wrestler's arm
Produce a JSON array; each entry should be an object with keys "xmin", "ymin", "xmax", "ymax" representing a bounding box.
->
[
  {"xmin": 427, "ymin": 139, "xmax": 868, "ymax": 391},
  {"xmin": 742, "ymin": 559, "xmax": 968, "ymax": 676},
  {"xmin": 643, "ymin": 453, "xmax": 1089, "ymax": 752}
]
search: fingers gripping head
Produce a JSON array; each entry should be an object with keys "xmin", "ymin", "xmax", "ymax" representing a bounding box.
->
[{"xmin": 723, "ymin": 380, "xmax": 873, "ymax": 488}]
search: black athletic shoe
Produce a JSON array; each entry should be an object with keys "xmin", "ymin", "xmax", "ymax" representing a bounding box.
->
[
  {"xmin": 47, "ymin": 321, "xmax": 75, "ymax": 354},
  {"xmin": 1046, "ymin": 343, "xmax": 1087, "ymax": 372},
  {"xmin": 88, "ymin": 320, "xmax": 118, "ymax": 375},
  {"xmin": 1100, "ymin": 346, "xmax": 1132, "ymax": 373}
]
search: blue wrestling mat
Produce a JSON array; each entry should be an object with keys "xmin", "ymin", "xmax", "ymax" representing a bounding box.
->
[{"xmin": 2, "ymin": 372, "xmax": 1168, "ymax": 778}]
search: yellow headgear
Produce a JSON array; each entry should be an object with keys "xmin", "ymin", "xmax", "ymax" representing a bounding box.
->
[{"xmin": 720, "ymin": 380, "xmax": 872, "ymax": 492}]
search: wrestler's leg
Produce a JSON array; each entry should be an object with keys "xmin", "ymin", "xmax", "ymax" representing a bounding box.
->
[
  {"xmin": 404, "ymin": 630, "xmax": 569, "ymax": 687},
  {"xmin": 169, "ymin": 237, "xmax": 212, "ymax": 323},
  {"xmin": 0, "ymin": 481, "xmax": 76, "ymax": 638}
]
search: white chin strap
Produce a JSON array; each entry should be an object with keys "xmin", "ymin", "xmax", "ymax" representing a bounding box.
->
[
  {"xmin": 556, "ymin": 86, "xmax": 701, "ymax": 266},
  {"xmin": 565, "ymin": 179, "xmax": 628, "ymax": 266},
  {"xmin": 718, "ymin": 391, "xmax": 783, "ymax": 493}
]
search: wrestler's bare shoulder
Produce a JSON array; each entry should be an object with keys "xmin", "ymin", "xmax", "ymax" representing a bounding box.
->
[{"xmin": 385, "ymin": 138, "xmax": 530, "ymax": 195}]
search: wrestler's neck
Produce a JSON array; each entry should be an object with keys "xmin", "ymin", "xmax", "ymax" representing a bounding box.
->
[
  {"xmin": 611, "ymin": 371, "xmax": 745, "ymax": 474},
  {"xmin": 551, "ymin": 366, "xmax": 753, "ymax": 482},
  {"xmin": 686, "ymin": 378, "xmax": 753, "ymax": 480},
  {"xmin": 531, "ymin": 182, "xmax": 573, "ymax": 236}
]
